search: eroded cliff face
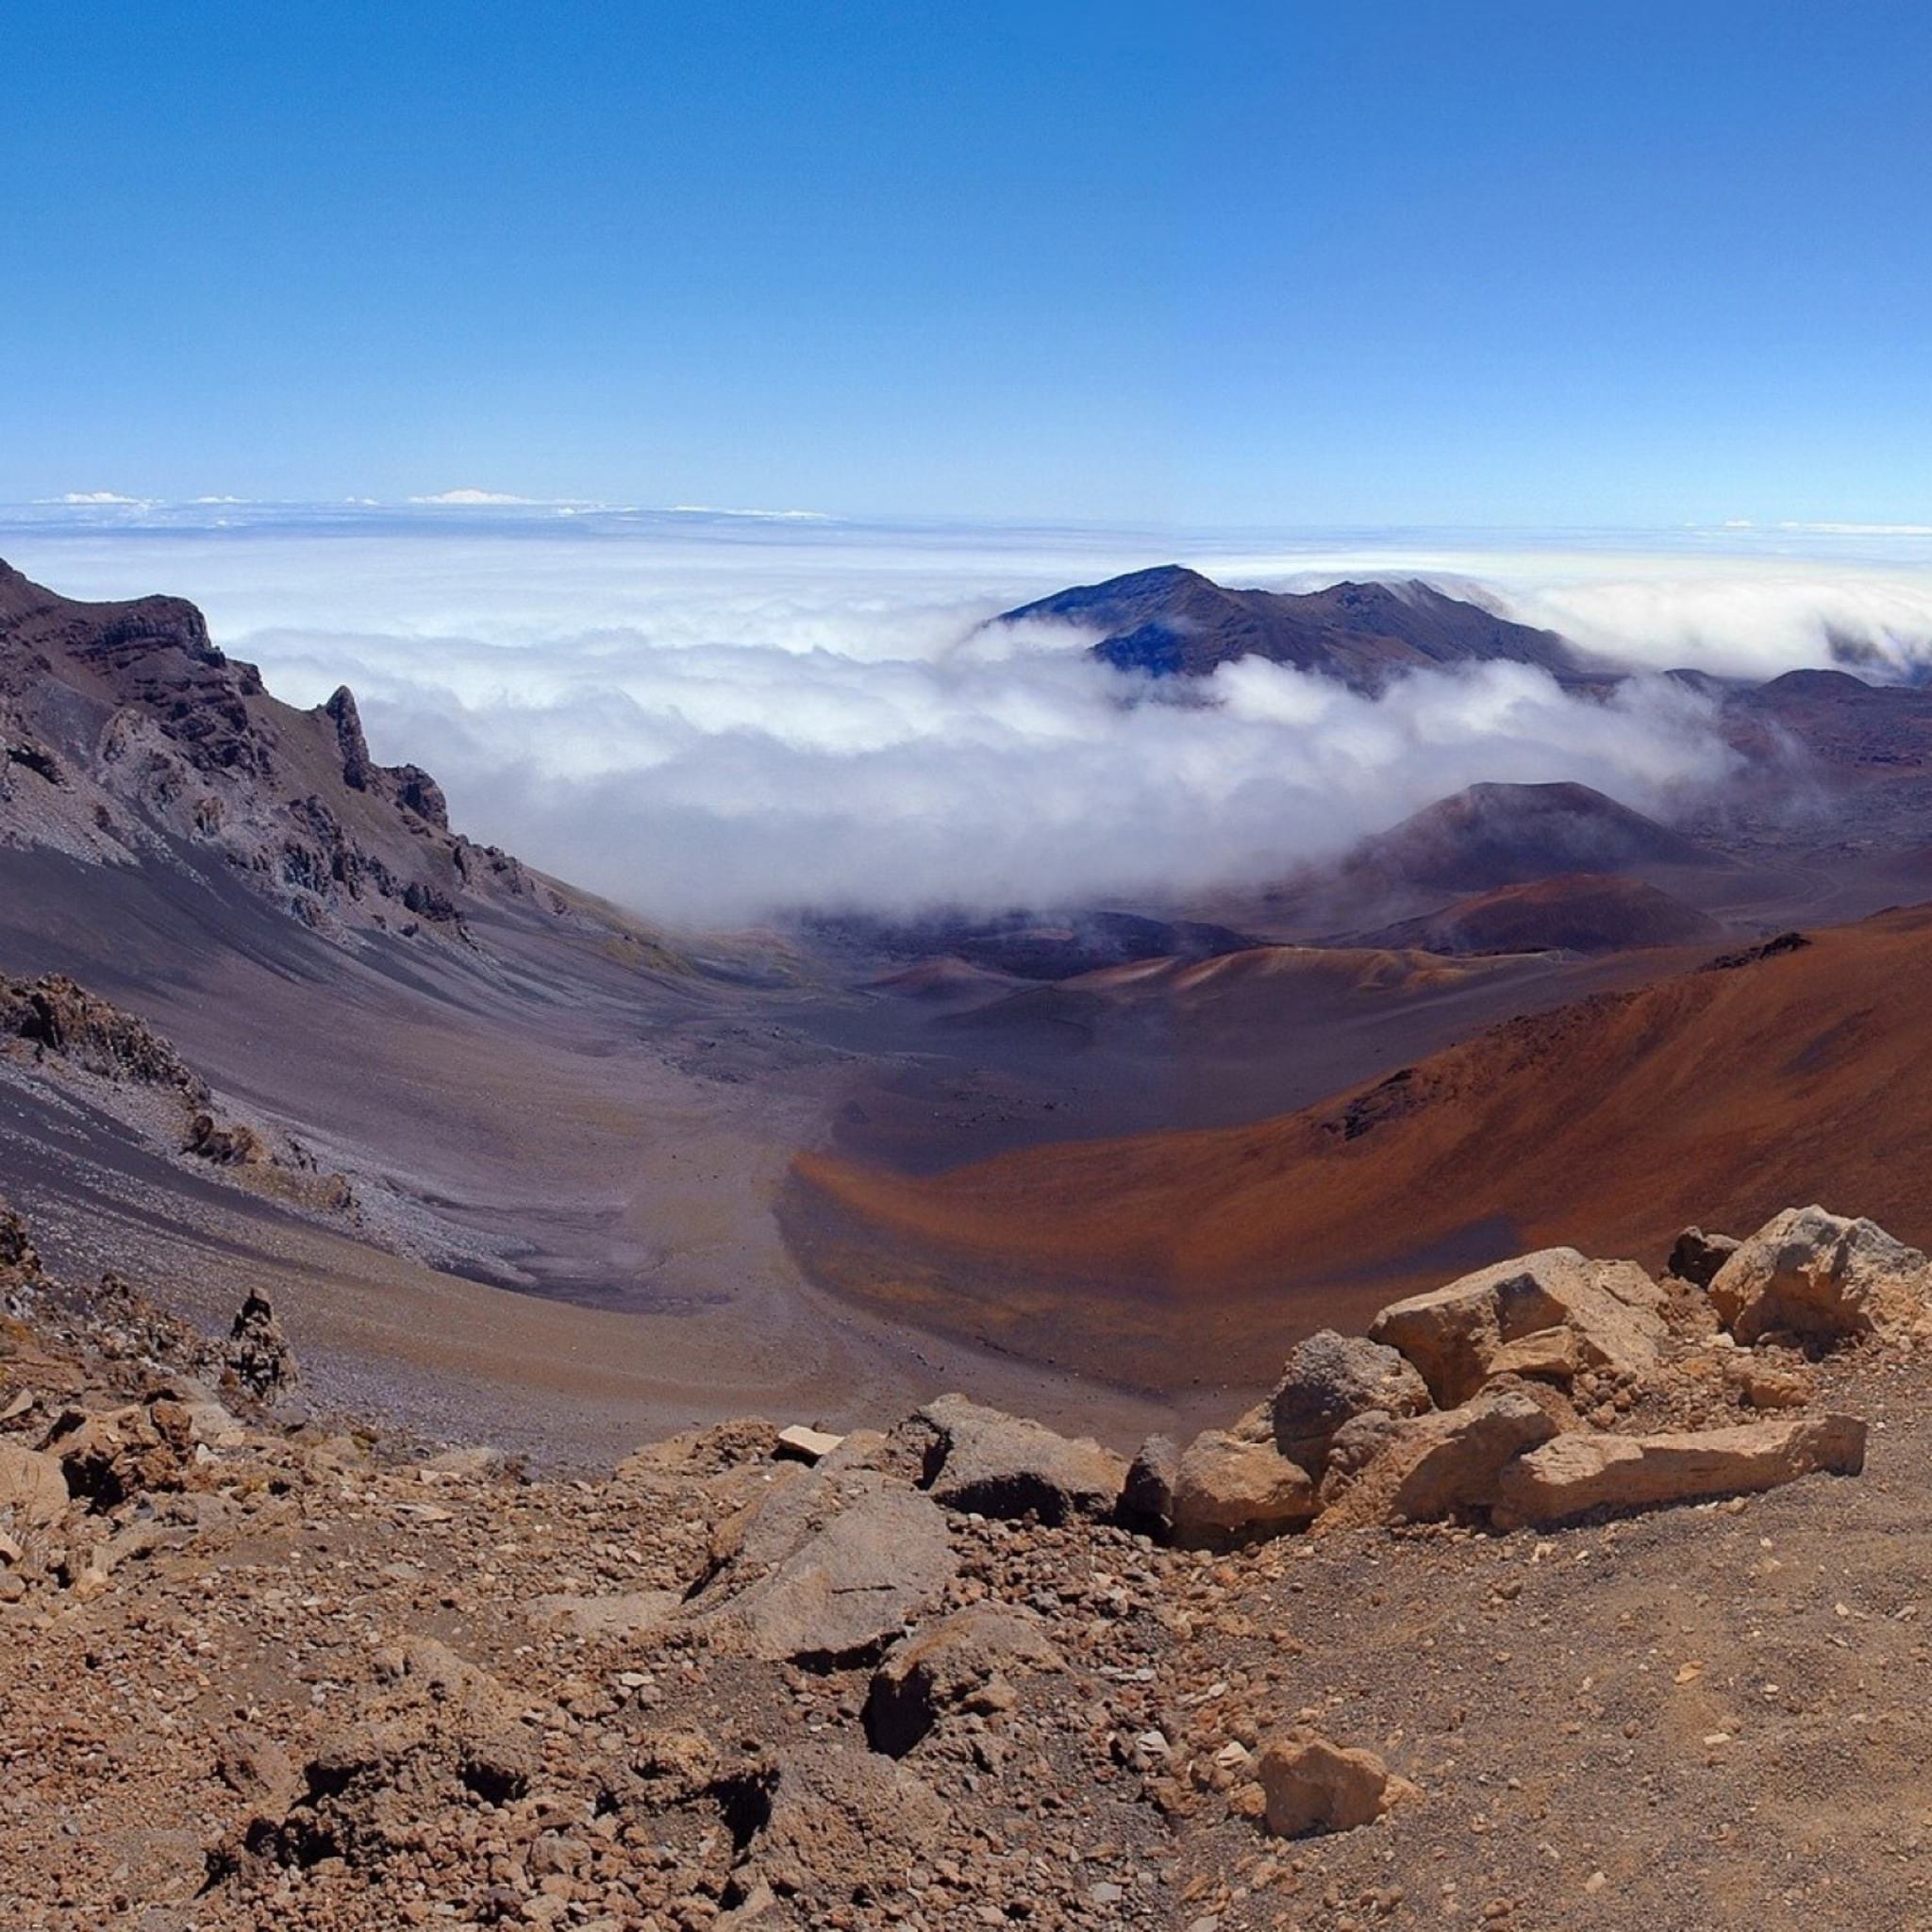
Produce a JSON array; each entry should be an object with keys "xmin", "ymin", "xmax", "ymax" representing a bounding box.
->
[{"xmin": 0, "ymin": 558, "xmax": 543, "ymax": 941}]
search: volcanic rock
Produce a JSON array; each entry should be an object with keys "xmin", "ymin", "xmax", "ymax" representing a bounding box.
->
[
  {"xmin": 1256, "ymin": 1729, "xmax": 1420, "ymax": 1838},
  {"xmin": 1317, "ymin": 1387, "xmax": 1558, "ymax": 1529},
  {"xmin": 0, "ymin": 1441, "xmax": 67, "ymax": 1530},
  {"xmin": 1670, "ymin": 1225, "xmax": 1741, "ymax": 1291},
  {"xmin": 913, "ymin": 1393, "xmax": 1126, "ymax": 1524},
  {"xmin": 685, "ymin": 1462, "xmax": 957, "ymax": 1663},
  {"xmin": 1170, "ymin": 1430, "xmax": 1320, "ymax": 1549},
  {"xmin": 225, "ymin": 1291, "xmax": 299, "ymax": 1401},
  {"xmin": 1708, "ymin": 1206, "xmax": 1931, "ymax": 1345},
  {"xmin": 1121, "ymin": 1432, "xmax": 1180, "ymax": 1535},
  {"xmin": 1492, "ymin": 1412, "xmax": 1868, "ymax": 1528},
  {"xmin": 1370, "ymin": 1248, "xmax": 1667, "ymax": 1406},
  {"xmin": 1271, "ymin": 1328, "xmax": 1432, "ymax": 1474}
]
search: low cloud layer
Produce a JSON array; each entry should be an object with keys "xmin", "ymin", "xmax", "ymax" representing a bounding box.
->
[{"xmin": 7, "ymin": 513, "xmax": 1932, "ymax": 925}]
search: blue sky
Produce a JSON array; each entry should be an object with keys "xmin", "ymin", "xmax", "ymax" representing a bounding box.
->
[{"xmin": 6, "ymin": 2, "xmax": 1929, "ymax": 525}]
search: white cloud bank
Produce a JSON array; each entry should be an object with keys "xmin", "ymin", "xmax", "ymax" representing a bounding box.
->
[{"xmin": 5, "ymin": 515, "xmax": 1932, "ymax": 924}]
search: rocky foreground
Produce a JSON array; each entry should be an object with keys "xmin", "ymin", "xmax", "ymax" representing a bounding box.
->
[{"xmin": 5, "ymin": 1200, "xmax": 1932, "ymax": 1930}]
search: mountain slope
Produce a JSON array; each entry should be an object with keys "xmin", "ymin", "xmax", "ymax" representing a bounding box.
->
[
  {"xmin": 1356, "ymin": 873, "xmax": 1723, "ymax": 957},
  {"xmin": 786, "ymin": 909, "xmax": 1932, "ymax": 1386},
  {"xmin": 1345, "ymin": 781, "xmax": 1714, "ymax": 894},
  {"xmin": 0, "ymin": 556, "xmax": 568, "ymax": 942},
  {"xmin": 997, "ymin": 565, "xmax": 1598, "ymax": 692}
]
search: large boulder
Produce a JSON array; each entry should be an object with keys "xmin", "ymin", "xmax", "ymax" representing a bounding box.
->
[
  {"xmin": 1270, "ymin": 1330, "xmax": 1431, "ymax": 1474},
  {"xmin": 1492, "ymin": 1412, "xmax": 1867, "ymax": 1529},
  {"xmin": 1170, "ymin": 1430, "xmax": 1319, "ymax": 1548},
  {"xmin": 685, "ymin": 1462, "xmax": 957, "ymax": 1664},
  {"xmin": 1256, "ymin": 1730, "xmax": 1419, "ymax": 1838},
  {"xmin": 1369, "ymin": 1249, "xmax": 1667, "ymax": 1407},
  {"xmin": 913, "ymin": 1394, "xmax": 1125, "ymax": 1524},
  {"xmin": 864, "ymin": 1606, "xmax": 1062, "ymax": 1757},
  {"xmin": 1708, "ymin": 1207, "xmax": 1929, "ymax": 1345},
  {"xmin": 1317, "ymin": 1387, "xmax": 1557, "ymax": 1529}
]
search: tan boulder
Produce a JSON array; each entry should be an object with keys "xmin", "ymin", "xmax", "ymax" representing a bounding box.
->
[
  {"xmin": 1256, "ymin": 1729, "xmax": 1419, "ymax": 1837},
  {"xmin": 1170, "ymin": 1431, "xmax": 1319, "ymax": 1548},
  {"xmin": 1708, "ymin": 1207, "xmax": 1929, "ymax": 1345},
  {"xmin": 1370, "ymin": 1248, "xmax": 1666, "ymax": 1406},
  {"xmin": 1492, "ymin": 1411, "xmax": 1867, "ymax": 1529},
  {"xmin": 0, "ymin": 1441, "xmax": 68, "ymax": 1529},
  {"xmin": 1317, "ymin": 1387, "xmax": 1557, "ymax": 1529}
]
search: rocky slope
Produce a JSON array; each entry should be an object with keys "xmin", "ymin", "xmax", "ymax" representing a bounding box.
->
[
  {"xmin": 3, "ymin": 1189, "xmax": 1929, "ymax": 1930},
  {"xmin": 0, "ymin": 557, "xmax": 580, "ymax": 942}
]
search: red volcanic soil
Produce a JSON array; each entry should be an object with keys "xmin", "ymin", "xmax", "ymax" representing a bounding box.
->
[
  {"xmin": 1363, "ymin": 872, "xmax": 1723, "ymax": 956},
  {"xmin": 784, "ymin": 906, "xmax": 1932, "ymax": 1392}
]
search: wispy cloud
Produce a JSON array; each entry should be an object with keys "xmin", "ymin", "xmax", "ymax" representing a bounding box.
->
[{"xmin": 407, "ymin": 488, "xmax": 541, "ymax": 506}]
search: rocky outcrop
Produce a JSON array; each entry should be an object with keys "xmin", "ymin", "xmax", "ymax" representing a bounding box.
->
[
  {"xmin": 0, "ymin": 972, "xmax": 208, "ymax": 1100},
  {"xmin": 1370, "ymin": 1247, "xmax": 1667, "ymax": 1406},
  {"xmin": 225, "ymin": 1292, "xmax": 299, "ymax": 1403},
  {"xmin": 1270, "ymin": 1329, "xmax": 1430, "ymax": 1474},
  {"xmin": 0, "ymin": 557, "xmax": 585, "ymax": 944},
  {"xmin": 911, "ymin": 1393, "xmax": 1126, "ymax": 1524},
  {"xmin": 1493, "ymin": 1412, "xmax": 1867, "ymax": 1528},
  {"xmin": 1709, "ymin": 1206, "xmax": 1930, "ymax": 1344},
  {"xmin": 1256, "ymin": 1730, "xmax": 1420, "ymax": 1838}
]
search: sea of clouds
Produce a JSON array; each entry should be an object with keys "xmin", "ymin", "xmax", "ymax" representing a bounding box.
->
[{"xmin": 7, "ymin": 504, "xmax": 1932, "ymax": 924}]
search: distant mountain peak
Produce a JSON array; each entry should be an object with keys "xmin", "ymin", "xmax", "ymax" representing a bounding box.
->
[{"xmin": 996, "ymin": 565, "xmax": 1603, "ymax": 692}]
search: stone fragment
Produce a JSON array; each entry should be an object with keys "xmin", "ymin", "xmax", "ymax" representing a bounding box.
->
[
  {"xmin": 914, "ymin": 1394, "xmax": 1125, "ymax": 1524},
  {"xmin": 1484, "ymin": 1326, "xmax": 1583, "ymax": 1383},
  {"xmin": 1270, "ymin": 1330, "xmax": 1430, "ymax": 1474},
  {"xmin": 1317, "ymin": 1389, "xmax": 1557, "ymax": 1529},
  {"xmin": 774, "ymin": 1424, "xmax": 843, "ymax": 1464},
  {"xmin": 864, "ymin": 1606, "xmax": 1062, "ymax": 1757},
  {"xmin": 1121, "ymin": 1433, "xmax": 1179, "ymax": 1534},
  {"xmin": 1708, "ymin": 1206, "xmax": 1929, "ymax": 1345},
  {"xmin": 0, "ymin": 1441, "xmax": 67, "ymax": 1529},
  {"xmin": 1170, "ymin": 1430, "xmax": 1318, "ymax": 1548},
  {"xmin": 1370, "ymin": 1249, "xmax": 1666, "ymax": 1406},
  {"xmin": 1492, "ymin": 1412, "xmax": 1867, "ymax": 1528},
  {"xmin": 1256, "ymin": 1729, "xmax": 1419, "ymax": 1837},
  {"xmin": 1670, "ymin": 1226, "xmax": 1740, "ymax": 1290},
  {"xmin": 1726, "ymin": 1356, "xmax": 1813, "ymax": 1410}
]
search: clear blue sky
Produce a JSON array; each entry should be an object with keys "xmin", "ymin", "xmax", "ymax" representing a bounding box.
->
[{"xmin": 6, "ymin": 2, "xmax": 1928, "ymax": 525}]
